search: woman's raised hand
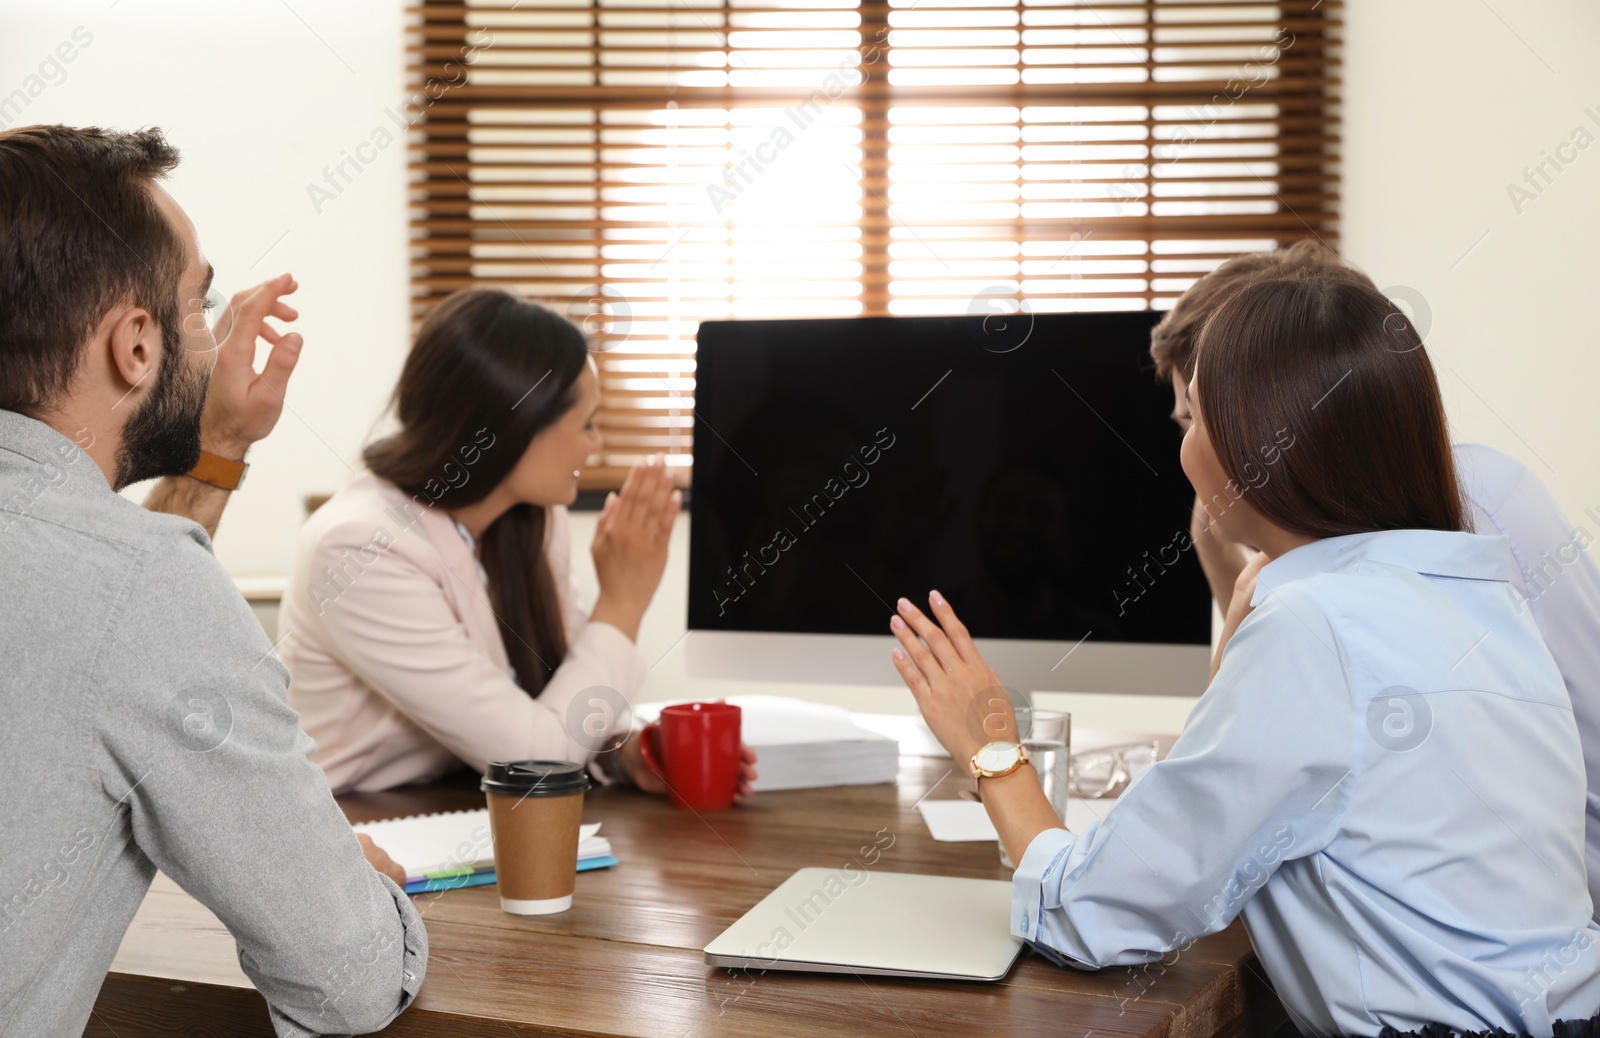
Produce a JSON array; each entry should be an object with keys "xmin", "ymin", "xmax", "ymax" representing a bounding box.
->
[
  {"xmin": 590, "ymin": 455, "xmax": 681, "ymax": 642},
  {"xmin": 888, "ymin": 591, "xmax": 1018, "ymax": 772}
]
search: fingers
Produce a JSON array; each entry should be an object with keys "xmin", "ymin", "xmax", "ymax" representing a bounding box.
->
[
  {"xmin": 226, "ymin": 277, "xmax": 283, "ymax": 336},
  {"xmin": 356, "ymin": 833, "xmax": 406, "ymax": 888},
  {"xmin": 624, "ymin": 455, "xmax": 669, "ymax": 502},
  {"xmin": 255, "ymin": 331, "xmax": 304, "ymax": 402},
  {"xmin": 615, "ymin": 456, "xmax": 674, "ymax": 539},
  {"xmin": 616, "ymin": 469, "xmax": 647, "ymax": 533},
  {"xmin": 617, "ymin": 456, "xmax": 659, "ymax": 520},
  {"xmin": 734, "ymin": 743, "xmax": 759, "ymax": 802},
  {"xmin": 647, "ymin": 457, "xmax": 672, "ymax": 513},
  {"xmin": 895, "ymin": 597, "xmax": 963, "ymax": 674},
  {"xmin": 616, "ymin": 453, "xmax": 644, "ymax": 503},
  {"xmin": 217, "ymin": 273, "xmax": 298, "ymax": 356},
  {"xmin": 624, "ymin": 458, "xmax": 661, "ymax": 515},
  {"xmin": 661, "ymin": 487, "xmax": 683, "ymax": 538},
  {"xmin": 591, "ymin": 491, "xmax": 618, "ymax": 545},
  {"xmin": 889, "ymin": 612, "xmax": 942, "ymax": 689},
  {"xmin": 645, "ymin": 459, "xmax": 674, "ymax": 537},
  {"xmin": 925, "ymin": 590, "xmax": 983, "ymax": 667},
  {"xmin": 890, "ymin": 643, "xmax": 931, "ymax": 701},
  {"xmin": 234, "ymin": 273, "xmax": 297, "ymax": 314}
]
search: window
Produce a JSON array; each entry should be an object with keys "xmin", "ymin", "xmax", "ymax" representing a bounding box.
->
[{"xmin": 408, "ymin": 0, "xmax": 1340, "ymax": 487}]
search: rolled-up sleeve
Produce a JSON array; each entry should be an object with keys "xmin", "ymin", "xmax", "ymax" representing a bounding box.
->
[
  {"xmin": 96, "ymin": 532, "xmax": 427, "ymax": 1036},
  {"xmin": 1011, "ymin": 825, "xmax": 1081, "ymax": 966},
  {"xmin": 1008, "ymin": 583, "xmax": 1359, "ymax": 969}
]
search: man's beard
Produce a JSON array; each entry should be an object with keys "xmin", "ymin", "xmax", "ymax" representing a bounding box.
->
[{"xmin": 113, "ymin": 320, "xmax": 210, "ymax": 491}]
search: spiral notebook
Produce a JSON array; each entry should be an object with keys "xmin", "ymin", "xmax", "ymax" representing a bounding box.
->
[{"xmin": 351, "ymin": 808, "xmax": 617, "ymax": 895}]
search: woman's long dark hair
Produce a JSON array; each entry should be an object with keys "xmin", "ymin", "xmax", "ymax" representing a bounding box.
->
[
  {"xmin": 365, "ymin": 288, "xmax": 590, "ymax": 696},
  {"xmin": 1194, "ymin": 266, "xmax": 1467, "ymax": 538}
]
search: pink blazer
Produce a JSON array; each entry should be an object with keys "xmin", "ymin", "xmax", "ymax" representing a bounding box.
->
[{"xmin": 280, "ymin": 474, "xmax": 646, "ymax": 793}]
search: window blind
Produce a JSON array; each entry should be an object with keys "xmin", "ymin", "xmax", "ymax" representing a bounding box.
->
[{"xmin": 408, "ymin": 0, "xmax": 1340, "ymax": 488}]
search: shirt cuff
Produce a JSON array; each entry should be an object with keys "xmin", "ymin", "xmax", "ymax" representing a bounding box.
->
[
  {"xmin": 379, "ymin": 871, "xmax": 429, "ymax": 1014},
  {"xmin": 1011, "ymin": 826, "xmax": 1077, "ymax": 944},
  {"xmin": 268, "ymin": 872, "xmax": 428, "ymax": 1038},
  {"xmin": 581, "ymin": 619, "xmax": 650, "ymax": 682}
]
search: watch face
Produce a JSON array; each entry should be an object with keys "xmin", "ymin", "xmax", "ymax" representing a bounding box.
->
[{"xmin": 975, "ymin": 742, "xmax": 1020, "ymax": 773}]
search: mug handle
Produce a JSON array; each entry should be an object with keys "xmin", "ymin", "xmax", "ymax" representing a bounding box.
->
[{"xmin": 638, "ymin": 721, "xmax": 666, "ymax": 778}]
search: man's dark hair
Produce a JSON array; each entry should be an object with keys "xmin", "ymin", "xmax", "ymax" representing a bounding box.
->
[
  {"xmin": 1150, "ymin": 239, "xmax": 1362, "ymax": 382},
  {"xmin": 0, "ymin": 125, "xmax": 185, "ymax": 418}
]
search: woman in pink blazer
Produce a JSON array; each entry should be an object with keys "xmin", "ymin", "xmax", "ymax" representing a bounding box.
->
[{"xmin": 281, "ymin": 289, "xmax": 755, "ymax": 795}]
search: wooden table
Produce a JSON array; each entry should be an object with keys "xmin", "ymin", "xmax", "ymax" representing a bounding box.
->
[{"xmin": 91, "ymin": 757, "xmax": 1288, "ymax": 1037}]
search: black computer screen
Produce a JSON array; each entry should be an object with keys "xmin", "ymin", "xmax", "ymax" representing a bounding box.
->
[{"xmin": 687, "ymin": 313, "xmax": 1211, "ymax": 647}]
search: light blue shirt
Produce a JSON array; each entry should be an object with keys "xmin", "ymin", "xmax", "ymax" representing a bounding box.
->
[
  {"xmin": 1013, "ymin": 528, "xmax": 1600, "ymax": 1036},
  {"xmin": 1457, "ymin": 444, "xmax": 1600, "ymax": 918}
]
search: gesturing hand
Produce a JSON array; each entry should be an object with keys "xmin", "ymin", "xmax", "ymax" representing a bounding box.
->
[
  {"xmin": 200, "ymin": 273, "xmax": 304, "ymax": 459},
  {"xmin": 888, "ymin": 591, "xmax": 1019, "ymax": 774},
  {"xmin": 589, "ymin": 455, "xmax": 681, "ymax": 641}
]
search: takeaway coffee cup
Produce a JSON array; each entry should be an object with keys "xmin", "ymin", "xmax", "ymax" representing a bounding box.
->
[
  {"xmin": 639, "ymin": 701, "xmax": 741, "ymax": 811},
  {"xmin": 481, "ymin": 760, "xmax": 589, "ymax": 915}
]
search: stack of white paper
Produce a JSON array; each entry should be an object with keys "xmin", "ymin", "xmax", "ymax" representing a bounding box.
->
[{"xmin": 635, "ymin": 696, "xmax": 900, "ymax": 792}]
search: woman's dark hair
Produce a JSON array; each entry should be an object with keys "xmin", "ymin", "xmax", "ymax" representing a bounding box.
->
[
  {"xmin": 365, "ymin": 288, "xmax": 590, "ymax": 696},
  {"xmin": 1193, "ymin": 266, "xmax": 1466, "ymax": 539},
  {"xmin": 0, "ymin": 125, "xmax": 185, "ymax": 417}
]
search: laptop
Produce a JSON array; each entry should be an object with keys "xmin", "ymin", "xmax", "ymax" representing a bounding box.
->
[{"xmin": 704, "ymin": 868, "xmax": 1025, "ymax": 981}]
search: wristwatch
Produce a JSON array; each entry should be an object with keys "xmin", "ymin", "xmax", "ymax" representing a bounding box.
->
[
  {"xmin": 589, "ymin": 731, "xmax": 633, "ymax": 786},
  {"xmin": 970, "ymin": 740, "xmax": 1031, "ymax": 793},
  {"xmin": 185, "ymin": 450, "xmax": 249, "ymax": 491}
]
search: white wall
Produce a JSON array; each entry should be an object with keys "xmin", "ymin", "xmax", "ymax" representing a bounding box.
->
[
  {"xmin": 1341, "ymin": 0, "xmax": 1600, "ymax": 531},
  {"xmin": 0, "ymin": 0, "xmax": 412, "ymax": 576},
  {"xmin": 6, "ymin": 0, "xmax": 1599, "ymax": 734}
]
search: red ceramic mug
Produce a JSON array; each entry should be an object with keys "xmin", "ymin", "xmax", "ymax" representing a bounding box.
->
[{"xmin": 639, "ymin": 702, "xmax": 742, "ymax": 811}]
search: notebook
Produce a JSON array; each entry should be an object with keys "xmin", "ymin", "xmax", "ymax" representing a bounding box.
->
[{"xmin": 351, "ymin": 808, "xmax": 617, "ymax": 895}]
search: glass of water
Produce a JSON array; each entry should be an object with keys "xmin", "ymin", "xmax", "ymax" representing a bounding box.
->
[{"xmin": 1000, "ymin": 709, "xmax": 1071, "ymax": 869}]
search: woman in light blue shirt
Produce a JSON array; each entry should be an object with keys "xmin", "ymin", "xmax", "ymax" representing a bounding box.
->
[{"xmin": 887, "ymin": 264, "xmax": 1600, "ymax": 1036}]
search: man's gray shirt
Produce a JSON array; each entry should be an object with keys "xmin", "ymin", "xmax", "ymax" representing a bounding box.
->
[{"xmin": 0, "ymin": 410, "xmax": 426, "ymax": 1037}]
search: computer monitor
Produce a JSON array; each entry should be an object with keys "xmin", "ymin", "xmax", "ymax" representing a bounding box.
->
[{"xmin": 686, "ymin": 313, "xmax": 1212, "ymax": 696}]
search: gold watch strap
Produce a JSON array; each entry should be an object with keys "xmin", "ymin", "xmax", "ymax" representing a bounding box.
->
[{"xmin": 186, "ymin": 450, "xmax": 249, "ymax": 491}]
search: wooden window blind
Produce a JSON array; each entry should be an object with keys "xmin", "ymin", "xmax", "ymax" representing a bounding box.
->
[{"xmin": 408, "ymin": 0, "xmax": 1340, "ymax": 489}]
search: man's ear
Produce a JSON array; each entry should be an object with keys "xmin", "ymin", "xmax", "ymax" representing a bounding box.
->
[{"xmin": 105, "ymin": 304, "xmax": 162, "ymax": 402}]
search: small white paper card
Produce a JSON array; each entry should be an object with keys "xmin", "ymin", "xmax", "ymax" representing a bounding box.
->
[
  {"xmin": 918, "ymin": 798, "xmax": 1115, "ymax": 842},
  {"xmin": 918, "ymin": 800, "xmax": 999, "ymax": 841}
]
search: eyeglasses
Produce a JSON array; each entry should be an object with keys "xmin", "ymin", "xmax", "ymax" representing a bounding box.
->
[{"xmin": 1068, "ymin": 740, "xmax": 1159, "ymax": 799}]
